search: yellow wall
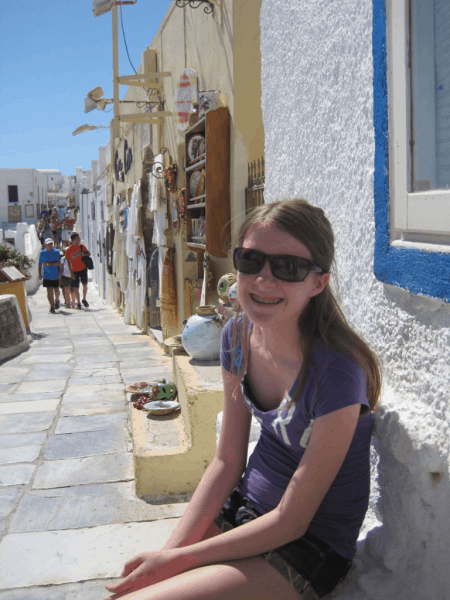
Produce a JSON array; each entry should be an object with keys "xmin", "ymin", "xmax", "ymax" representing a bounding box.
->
[
  {"xmin": 133, "ymin": 352, "xmax": 224, "ymax": 496},
  {"xmin": 232, "ymin": 0, "xmax": 264, "ymax": 246},
  {"xmin": 107, "ymin": 0, "xmax": 264, "ymax": 337},
  {"xmin": 0, "ymin": 281, "xmax": 29, "ymax": 327}
]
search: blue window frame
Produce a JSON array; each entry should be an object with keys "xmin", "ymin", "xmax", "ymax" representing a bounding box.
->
[{"xmin": 372, "ymin": 0, "xmax": 450, "ymax": 302}]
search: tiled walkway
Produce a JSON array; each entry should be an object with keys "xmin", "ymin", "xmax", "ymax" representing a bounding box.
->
[{"xmin": 0, "ymin": 284, "xmax": 188, "ymax": 599}]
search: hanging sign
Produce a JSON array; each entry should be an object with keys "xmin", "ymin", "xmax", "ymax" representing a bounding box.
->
[{"xmin": 173, "ymin": 68, "xmax": 198, "ymax": 132}]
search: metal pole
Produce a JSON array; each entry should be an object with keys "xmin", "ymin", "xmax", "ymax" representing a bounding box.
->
[{"xmin": 112, "ymin": 3, "xmax": 120, "ymax": 140}]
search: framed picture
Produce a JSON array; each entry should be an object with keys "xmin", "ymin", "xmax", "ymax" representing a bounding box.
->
[
  {"xmin": 25, "ymin": 204, "xmax": 34, "ymax": 218},
  {"xmin": 8, "ymin": 205, "xmax": 22, "ymax": 223}
]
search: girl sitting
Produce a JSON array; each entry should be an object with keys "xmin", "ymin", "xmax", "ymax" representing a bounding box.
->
[{"xmin": 105, "ymin": 199, "xmax": 380, "ymax": 600}]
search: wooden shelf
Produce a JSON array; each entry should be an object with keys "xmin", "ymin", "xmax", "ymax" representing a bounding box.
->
[
  {"xmin": 186, "ymin": 158, "xmax": 206, "ymax": 173},
  {"xmin": 187, "ymin": 242, "xmax": 206, "ymax": 253},
  {"xmin": 187, "ymin": 203, "xmax": 206, "ymax": 210},
  {"xmin": 188, "ymin": 194, "xmax": 206, "ymax": 205},
  {"xmin": 184, "ymin": 107, "xmax": 230, "ymax": 258},
  {"xmin": 185, "ymin": 116, "xmax": 206, "ymax": 135},
  {"xmin": 187, "ymin": 153, "xmax": 206, "ymax": 166}
]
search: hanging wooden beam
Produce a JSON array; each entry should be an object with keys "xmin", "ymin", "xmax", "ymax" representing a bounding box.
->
[
  {"xmin": 120, "ymin": 111, "xmax": 172, "ymax": 124},
  {"xmin": 118, "ymin": 72, "xmax": 171, "ymax": 84},
  {"xmin": 118, "ymin": 81, "xmax": 163, "ymax": 90}
]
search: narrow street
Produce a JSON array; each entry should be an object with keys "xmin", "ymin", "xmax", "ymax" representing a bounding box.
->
[{"xmin": 0, "ymin": 283, "xmax": 188, "ymax": 599}]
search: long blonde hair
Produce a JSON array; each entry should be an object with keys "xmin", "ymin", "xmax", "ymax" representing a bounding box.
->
[{"xmin": 231, "ymin": 199, "xmax": 381, "ymax": 410}]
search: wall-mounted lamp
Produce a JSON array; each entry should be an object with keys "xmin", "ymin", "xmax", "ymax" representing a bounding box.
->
[
  {"xmin": 84, "ymin": 85, "xmax": 165, "ymax": 114},
  {"xmin": 175, "ymin": 1, "xmax": 221, "ymax": 15},
  {"xmin": 84, "ymin": 86, "xmax": 110, "ymax": 113},
  {"xmin": 72, "ymin": 124, "xmax": 110, "ymax": 136}
]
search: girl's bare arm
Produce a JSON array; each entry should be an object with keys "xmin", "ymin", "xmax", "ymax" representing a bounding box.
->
[{"xmin": 176, "ymin": 403, "xmax": 361, "ymax": 567}]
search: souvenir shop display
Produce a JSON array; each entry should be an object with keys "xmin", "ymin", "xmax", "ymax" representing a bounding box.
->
[
  {"xmin": 187, "ymin": 134, "xmax": 205, "ymax": 163},
  {"xmin": 184, "ymin": 107, "xmax": 230, "ymax": 257},
  {"xmin": 130, "ymin": 378, "xmax": 178, "ymax": 411}
]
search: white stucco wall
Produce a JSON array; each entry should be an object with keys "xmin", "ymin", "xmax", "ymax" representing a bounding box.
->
[
  {"xmin": 0, "ymin": 169, "xmax": 47, "ymax": 229},
  {"xmin": 260, "ymin": 1, "xmax": 449, "ymax": 599},
  {"xmin": 23, "ymin": 225, "xmax": 40, "ymax": 296}
]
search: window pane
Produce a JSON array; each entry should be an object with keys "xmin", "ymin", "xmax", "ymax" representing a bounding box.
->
[
  {"xmin": 411, "ymin": 0, "xmax": 450, "ymax": 191},
  {"xmin": 434, "ymin": 0, "xmax": 450, "ymax": 188},
  {"xmin": 8, "ymin": 185, "xmax": 18, "ymax": 203}
]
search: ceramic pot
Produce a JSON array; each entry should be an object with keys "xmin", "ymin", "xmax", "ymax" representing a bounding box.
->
[
  {"xmin": 217, "ymin": 272, "xmax": 236, "ymax": 301},
  {"xmin": 181, "ymin": 305, "xmax": 223, "ymax": 361}
]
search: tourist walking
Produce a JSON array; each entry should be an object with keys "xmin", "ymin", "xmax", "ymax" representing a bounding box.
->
[
  {"xmin": 104, "ymin": 199, "xmax": 381, "ymax": 600},
  {"xmin": 38, "ymin": 238, "xmax": 61, "ymax": 313},
  {"xmin": 43, "ymin": 216, "xmax": 53, "ymax": 247},
  {"xmin": 61, "ymin": 223, "xmax": 71, "ymax": 248},
  {"xmin": 65, "ymin": 232, "xmax": 91, "ymax": 309},
  {"xmin": 50, "ymin": 209, "xmax": 61, "ymax": 248},
  {"xmin": 37, "ymin": 217, "xmax": 46, "ymax": 248},
  {"xmin": 60, "ymin": 253, "xmax": 73, "ymax": 308}
]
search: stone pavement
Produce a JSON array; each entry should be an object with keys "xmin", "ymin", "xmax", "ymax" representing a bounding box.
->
[{"xmin": 0, "ymin": 284, "xmax": 190, "ymax": 599}]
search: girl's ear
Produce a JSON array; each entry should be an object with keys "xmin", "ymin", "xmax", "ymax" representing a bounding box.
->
[{"xmin": 311, "ymin": 272, "xmax": 330, "ymax": 298}]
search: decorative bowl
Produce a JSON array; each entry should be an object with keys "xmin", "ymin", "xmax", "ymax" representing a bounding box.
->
[{"xmin": 143, "ymin": 400, "xmax": 181, "ymax": 415}]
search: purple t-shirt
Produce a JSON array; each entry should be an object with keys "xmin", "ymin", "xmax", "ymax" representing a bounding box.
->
[{"xmin": 221, "ymin": 318, "xmax": 374, "ymax": 559}]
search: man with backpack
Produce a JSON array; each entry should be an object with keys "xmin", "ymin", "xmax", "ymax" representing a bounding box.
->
[{"xmin": 65, "ymin": 232, "xmax": 91, "ymax": 309}]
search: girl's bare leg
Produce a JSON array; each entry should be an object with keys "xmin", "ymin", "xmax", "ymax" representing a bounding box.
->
[
  {"xmin": 105, "ymin": 524, "xmax": 302, "ymax": 600},
  {"xmin": 71, "ymin": 287, "xmax": 80, "ymax": 307},
  {"xmin": 106, "ymin": 556, "xmax": 301, "ymax": 600}
]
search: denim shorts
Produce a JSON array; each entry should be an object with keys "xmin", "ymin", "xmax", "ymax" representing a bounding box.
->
[{"xmin": 214, "ymin": 489, "xmax": 352, "ymax": 599}]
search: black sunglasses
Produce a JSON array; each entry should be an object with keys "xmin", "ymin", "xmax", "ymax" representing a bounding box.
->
[{"xmin": 233, "ymin": 247, "xmax": 325, "ymax": 283}]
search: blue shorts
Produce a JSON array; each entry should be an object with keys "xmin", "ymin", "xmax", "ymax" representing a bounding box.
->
[
  {"xmin": 70, "ymin": 269, "xmax": 88, "ymax": 288},
  {"xmin": 214, "ymin": 489, "xmax": 352, "ymax": 598}
]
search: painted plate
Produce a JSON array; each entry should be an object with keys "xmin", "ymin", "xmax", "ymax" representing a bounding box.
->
[
  {"xmin": 190, "ymin": 171, "xmax": 201, "ymax": 198},
  {"xmin": 174, "ymin": 68, "xmax": 198, "ymax": 132},
  {"xmin": 126, "ymin": 381, "xmax": 152, "ymax": 393},
  {"xmin": 187, "ymin": 134, "xmax": 205, "ymax": 162},
  {"xmin": 143, "ymin": 400, "xmax": 181, "ymax": 415}
]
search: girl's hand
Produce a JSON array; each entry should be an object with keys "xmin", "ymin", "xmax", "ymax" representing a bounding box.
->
[{"xmin": 104, "ymin": 550, "xmax": 190, "ymax": 598}]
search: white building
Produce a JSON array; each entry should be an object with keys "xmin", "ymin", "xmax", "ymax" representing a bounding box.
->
[
  {"xmin": 0, "ymin": 168, "xmax": 48, "ymax": 230},
  {"xmin": 36, "ymin": 169, "xmax": 63, "ymax": 193},
  {"xmin": 260, "ymin": 0, "xmax": 449, "ymax": 598},
  {"xmin": 74, "ymin": 145, "xmax": 111, "ymax": 304},
  {"xmin": 86, "ymin": 145, "xmax": 109, "ymax": 303}
]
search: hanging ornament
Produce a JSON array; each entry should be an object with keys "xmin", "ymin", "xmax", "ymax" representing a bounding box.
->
[
  {"xmin": 178, "ymin": 188, "xmax": 187, "ymax": 219},
  {"xmin": 164, "ymin": 164, "xmax": 178, "ymax": 194}
]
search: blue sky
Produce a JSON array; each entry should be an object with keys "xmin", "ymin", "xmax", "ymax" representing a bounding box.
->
[{"xmin": 0, "ymin": 0, "xmax": 172, "ymax": 176}]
